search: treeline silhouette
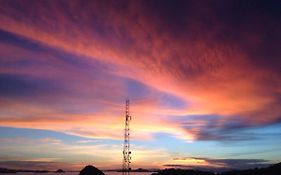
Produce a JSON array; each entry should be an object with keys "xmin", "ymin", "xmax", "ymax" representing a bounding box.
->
[{"xmin": 152, "ymin": 162, "xmax": 281, "ymax": 175}]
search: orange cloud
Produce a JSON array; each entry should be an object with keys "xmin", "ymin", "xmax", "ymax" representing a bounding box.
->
[{"xmin": 0, "ymin": 0, "xmax": 281, "ymax": 143}]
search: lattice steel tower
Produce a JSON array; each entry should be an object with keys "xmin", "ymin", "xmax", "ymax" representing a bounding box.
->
[{"xmin": 122, "ymin": 100, "xmax": 132, "ymax": 175}]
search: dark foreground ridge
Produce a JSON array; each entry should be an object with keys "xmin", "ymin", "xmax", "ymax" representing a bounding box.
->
[
  {"xmin": 221, "ymin": 162, "xmax": 281, "ymax": 175},
  {"xmin": 56, "ymin": 169, "xmax": 64, "ymax": 173},
  {"xmin": 152, "ymin": 162, "xmax": 281, "ymax": 175},
  {"xmin": 152, "ymin": 169, "xmax": 214, "ymax": 175},
  {"xmin": 79, "ymin": 165, "xmax": 104, "ymax": 175}
]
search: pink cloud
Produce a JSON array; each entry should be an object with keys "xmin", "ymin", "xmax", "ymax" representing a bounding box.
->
[{"xmin": 0, "ymin": 0, "xmax": 280, "ymax": 143}]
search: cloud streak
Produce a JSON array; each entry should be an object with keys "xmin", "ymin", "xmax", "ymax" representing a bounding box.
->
[
  {"xmin": 164, "ymin": 156, "xmax": 272, "ymax": 171},
  {"xmin": 0, "ymin": 0, "xmax": 281, "ymax": 169}
]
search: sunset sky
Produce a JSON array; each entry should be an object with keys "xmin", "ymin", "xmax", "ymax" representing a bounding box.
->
[{"xmin": 0, "ymin": 0, "xmax": 281, "ymax": 171}]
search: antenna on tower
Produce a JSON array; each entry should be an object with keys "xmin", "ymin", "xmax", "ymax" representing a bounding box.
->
[{"xmin": 122, "ymin": 100, "xmax": 132, "ymax": 175}]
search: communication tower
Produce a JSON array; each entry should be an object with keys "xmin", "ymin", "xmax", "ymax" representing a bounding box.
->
[{"xmin": 122, "ymin": 100, "xmax": 132, "ymax": 175}]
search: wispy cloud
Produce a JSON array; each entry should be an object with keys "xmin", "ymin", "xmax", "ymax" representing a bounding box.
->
[{"xmin": 0, "ymin": 1, "xmax": 281, "ymax": 169}]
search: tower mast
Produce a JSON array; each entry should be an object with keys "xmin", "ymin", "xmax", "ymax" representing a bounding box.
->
[{"xmin": 122, "ymin": 100, "xmax": 131, "ymax": 175}]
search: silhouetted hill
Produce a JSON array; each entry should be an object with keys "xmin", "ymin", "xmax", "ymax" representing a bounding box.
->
[
  {"xmin": 151, "ymin": 162, "xmax": 281, "ymax": 175},
  {"xmin": 79, "ymin": 165, "xmax": 104, "ymax": 175},
  {"xmin": 56, "ymin": 169, "xmax": 65, "ymax": 173},
  {"xmin": 131, "ymin": 168, "xmax": 151, "ymax": 172},
  {"xmin": 221, "ymin": 162, "xmax": 281, "ymax": 175},
  {"xmin": 269, "ymin": 162, "xmax": 281, "ymax": 170},
  {"xmin": 151, "ymin": 169, "xmax": 214, "ymax": 175}
]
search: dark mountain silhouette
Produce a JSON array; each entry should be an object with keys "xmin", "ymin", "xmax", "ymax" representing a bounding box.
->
[
  {"xmin": 56, "ymin": 169, "xmax": 64, "ymax": 173},
  {"xmin": 221, "ymin": 162, "xmax": 281, "ymax": 175},
  {"xmin": 151, "ymin": 169, "xmax": 214, "ymax": 175},
  {"xmin": 79, "ymin": 165, "xmax": 104, "ymax": 175},
  {"xmin": 152, "ymin": 162, "xmax": 281, "ymax": 175}
]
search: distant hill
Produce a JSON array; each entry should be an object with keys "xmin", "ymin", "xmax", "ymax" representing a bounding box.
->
[
  {"xmin": 221, "ymin": 162, "xmax": 281, "ymax": 175},
  {"xmin": 56, "ymin": 169, "xmax": 65, "ymax": 173},
  {"xmin": 151, "ymin": 169, "xmax": 215, "ymax": 175},
  {"xmin": 0, "ymin": 167, "xmax": 49, "ymax": 173},
  {"xmin": 0, "ymin": 168, "xmax": 17, "ymax": 173},
  {"xmin": 152, "ymin": 162, "xmax": 281, "ymax": 175}
]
